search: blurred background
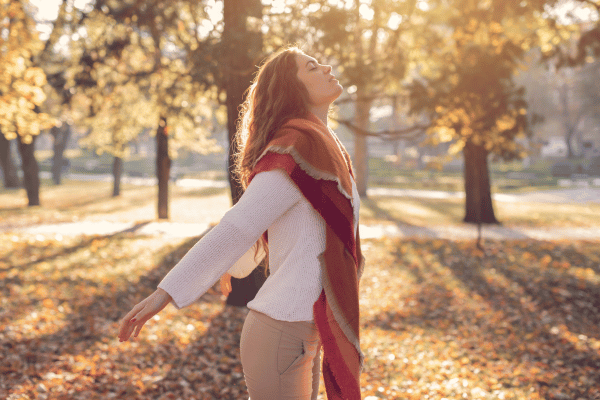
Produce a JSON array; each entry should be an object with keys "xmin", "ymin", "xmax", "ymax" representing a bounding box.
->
[
  {"xmin": 1, "ymin": 0, "xmax": 599, "ymax": 220},
  {"xmin": 2, "ymin": 1, "xmax": 600, "ymax": 399}
]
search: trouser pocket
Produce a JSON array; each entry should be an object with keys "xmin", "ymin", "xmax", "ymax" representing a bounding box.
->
[
  {"xmin": 278, "ymin": 333, "xmax": 320, "ymax": 376},
  {"xmin": 277, "ymin": 332, "xmax": 305, "ymax": 375}
]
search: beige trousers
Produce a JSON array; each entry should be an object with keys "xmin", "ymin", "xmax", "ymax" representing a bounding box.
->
[{"xmin": 240, "ymin": 309, "xmax": 322, "ymax": 400}]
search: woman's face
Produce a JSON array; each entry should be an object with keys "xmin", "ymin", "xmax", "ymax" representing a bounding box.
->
[{"xmin": 295, "ymin": 53, "xmax": 343, "ymax": 108}]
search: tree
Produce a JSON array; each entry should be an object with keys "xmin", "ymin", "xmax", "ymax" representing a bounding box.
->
[
  {"xmin": 67, "ymin": 1, "xmax": 221, "ymax": 209},
  {"xmin": 0, "ymin": 133, "xmax": 20, "ymax": 188},
  {"xmin": 405, "ymin": 0, "xmax": 570, "ymax": 224},
  {"xmin": 556, "ymin": 67, "xmax": 585, "ymax": 158},
  {"xmin": 0, "ymin": 0, "xmax": 55, "ymax": 205},
  {"xmin": 545, "ymin": 1, "xmax": 600, "ymax": 66},
  {"xmin": 38, "ymin": 0, "xmax": 78, "ymax": 187},
  {"xmin": 548, "ymin": 57, "xmax": 600, "ymax": 158},
  {"xmin": 222, "ymin": 0, "xmax": 262, "ymax": 204},
  {"xmin": 77, "ymin": 81, "xmax": 159, "ymax": 196},
  {"xmin": 265, "ymin": 0, "xmax": 591, "ymax": 224},
  {"xmin": 49, "ymin": 124, "xmax": 71, "ymax": 185},
  {"xmin": 222, "ymin": 0, "xmax": 266, "ymax": 307},
  {"xmin": 64, "ymin": 0, "xmax": 264, "ymax": 305}
]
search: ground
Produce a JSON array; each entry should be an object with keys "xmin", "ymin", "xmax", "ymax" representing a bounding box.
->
[{"xmin": 1, "ymin": 179, "xmax": 599, "ymax": 399}]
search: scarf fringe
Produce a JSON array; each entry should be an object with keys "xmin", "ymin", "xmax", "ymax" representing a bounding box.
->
[
  {"xmin": 314, "ymin": 295, "xmax": 363, "ymax": 399},
  {"xmin": 255, "ymin": 145, "xmax": 354, "ymax": 205},
  {"xmin": 318, "ymin": 252, "xmax": 365, "ymax": 373}
]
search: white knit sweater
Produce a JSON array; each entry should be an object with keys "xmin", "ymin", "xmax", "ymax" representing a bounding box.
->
[{"xmin": 158, "ymin": 169, "xmax": 360, "ymax": 322}]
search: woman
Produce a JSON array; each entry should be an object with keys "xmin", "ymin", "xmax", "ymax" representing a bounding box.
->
[{"xmin": 118, "ymin": 46, "xmax": 365, "ymax": 400}]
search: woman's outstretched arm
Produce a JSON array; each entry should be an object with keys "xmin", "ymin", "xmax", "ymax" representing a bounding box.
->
[{"xmin": 117, "ymin": 169, "xmax": 302, "ymax": 341}]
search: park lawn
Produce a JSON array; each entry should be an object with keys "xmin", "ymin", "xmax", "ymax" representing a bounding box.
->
[
  {"xmin": 358, "ymin": 196, "xmax": 600, "ymax": 228},
  {"xmin": 368, "ymin": 157, "xmax": 568, "ymax": 194},
  {"xmin": 2, "ymin": 179, "xmax": 600, "ymax": 229},
  {"xmin": 0, "ymin": 233, "xmax": 599, "ymax": 399},
  {"xmin": 0, "ymin": 179, "xmax": 231, "ymax": 229}
]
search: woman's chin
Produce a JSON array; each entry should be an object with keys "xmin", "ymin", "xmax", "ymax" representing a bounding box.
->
[{"xmin": 333, "ymin": 84, "xmax": 344, "ymax": 98}]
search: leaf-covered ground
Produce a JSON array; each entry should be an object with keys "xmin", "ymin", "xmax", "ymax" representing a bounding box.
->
[{"xmin": 1, "ymin": 232, "xmax": 599, "ymax": 399}]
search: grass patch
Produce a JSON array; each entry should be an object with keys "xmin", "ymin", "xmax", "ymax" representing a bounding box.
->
[
  {"xmin": 368, "ymin": 156, "xmax": 599, "ymax": 193},
  {"xmin": 360, "ymin": 196, "xmax": 465, "ymax": 226},
  {"xmin": 3, "ymin": 178, "xmax": 598, "ymax": 229},
  {"xmin": 0, "ymin": 178, "xmax": 231, "ymax": 228},
  {"xmin": 360, "ymin": 196, "xmax": 600, "ymax": 228}
]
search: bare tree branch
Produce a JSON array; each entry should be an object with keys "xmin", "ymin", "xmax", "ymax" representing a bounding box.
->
[
  {"xmin": 333, "ymin": 117, "xmax": 428, "ymax": 139},
  {"xmin": 334, "ymin": 93, "xmax": 405, "ymax": 105}
]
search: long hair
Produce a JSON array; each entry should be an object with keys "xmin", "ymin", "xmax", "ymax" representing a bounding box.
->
[{"xmin": 233, "ymin": 46, "xmax": 312, "ymax": 276}]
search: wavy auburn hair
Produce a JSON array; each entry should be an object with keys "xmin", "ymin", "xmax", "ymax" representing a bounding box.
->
[
  {"xmin": 234, "ymin": 46, "xmax": 311, "ymax": 187},
  {"xmin": 233, "ymin": 46, "xmax": 312, "ymax": 276}
]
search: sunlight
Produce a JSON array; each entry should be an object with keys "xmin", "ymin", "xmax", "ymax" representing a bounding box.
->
[
  {"xmin": 388, "ymin": 12, "xmax": 403, "ymax": 30},
  {"xmin": 545, "ymin": 0, "xmax": 600, "ymax": 24},
  {"xmin": 29, "ymin": 0, "xmax": 60, "ymax": 21},
  {"xmin": 359, "ymin": 3, "xmax": 374, "ymax": 20},
  {"xmin": 416, "ymin": 0, "xmax": 431, "ymax": 12},
  {"xmin": 263, "ymin": 0, "xmax": 289, "ymax": 14},
  {"xmin": 27, "ymin": 0, "xmax": 600, "ymax": 38},
  {"xmin": 29, "ymin": 0, "xmax": 93, "ymax": 41}
]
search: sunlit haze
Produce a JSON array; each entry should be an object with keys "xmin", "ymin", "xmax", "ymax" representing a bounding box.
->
[{"xmin": 27, "ymin": 0, "xmax": 600, "ymax": 41}]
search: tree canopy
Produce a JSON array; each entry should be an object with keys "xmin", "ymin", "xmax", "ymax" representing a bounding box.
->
[
  {"xmin": 3, "ymin": 0, "xmax": 599, "ymax": 212},
  {"xmin": 0, "ymin": 0, "xmax": 54, "ymax": 144},
  {"xmin": 65, "ymin": 1, "xmax": 224, "ymax": 159}
]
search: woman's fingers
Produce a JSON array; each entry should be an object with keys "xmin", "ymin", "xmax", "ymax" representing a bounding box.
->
[
  {"xmin": 119, "ymin": 317, "xmax": 136, "ymax": 341},
  {"xmin": 120, "ymin": 303, "xmax": 141, "ymax": 327},
  {"xmin": 125, "ymin": 304, "xmax": 154, "ymax": 340},
  {"xmin": 119, "ymin": 298, "xmax": 150, "ymax": 341},
  {"xmin": 133, "ymin": 321, "xmax": 145, "ymax": 338},
  {"xmin": 119, "ymin": 303, "xmax": 143, "ymax": 340},
  {"xmin": 118, "ymin": 289, "xmax": 172, "ymax": 342},
  {"xmin": 120, "ymin": 311, "xmax": 148, "ymax": 341}
]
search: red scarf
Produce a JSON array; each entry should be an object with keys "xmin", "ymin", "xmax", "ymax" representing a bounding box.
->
[{"xmin": 249, "ymin": 113, "xmax": 365, "ymax": 399}]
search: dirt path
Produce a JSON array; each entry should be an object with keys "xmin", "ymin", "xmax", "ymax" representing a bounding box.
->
[
  {"xmin": 55, "ymin": 172, "xmax": 600, "ymax": 203},
  {"xmin": 4, "ymin": 175, "xmax": 599, "ymax": 240},
  {"xmin": 6, "ymin": 219, "xmax": 599, "ymax": 241}
]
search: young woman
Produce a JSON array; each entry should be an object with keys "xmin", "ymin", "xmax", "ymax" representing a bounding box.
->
[{"xmin": 118, "ymin": 46, "xmax": 365, "ymax": 400}]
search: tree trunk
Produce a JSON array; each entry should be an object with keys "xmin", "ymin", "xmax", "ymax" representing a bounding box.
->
[
  {"xmin": 0, "ymin": 133, "xmax": 20, "ymax": 188},
  {"xmin": 223, "ymin": 0, "xmax": 261, "ymax": 205},
  {"xmin": 51, "ymin": 124, "xmax": 71, "ymax": 185},
  {"xmin": 223, "ymin": 0, "xmax": 265, "ymax": 307},
  {"xmin": 354, "ymin": 90, "xmax": 371, "ymax": 197},
  {"xmin": 17, "ymin": 135, "xmax": 40, "ymax": 206},
  {"xmin": 112, "ymin": 156, "xmax": 123, "ymax": 197},
  {"xmin": 462, "ymin": 140, "xmax": 498, "ymax": 224},
  {"xmin": 156, "ymin": 117, "xmax": 170, "ymax": 219},
  {"xmin": 559, "ymin": 81, "xmax": 579, "ymax": 159},
  {"xmin": 565, "ymin": 128, "xmax": 576, "ymax": 159}
]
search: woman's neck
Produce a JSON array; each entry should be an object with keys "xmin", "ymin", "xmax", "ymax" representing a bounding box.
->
[{"xmin": 308, "ymin": 105, "xmax": 329, "ymax": 126}]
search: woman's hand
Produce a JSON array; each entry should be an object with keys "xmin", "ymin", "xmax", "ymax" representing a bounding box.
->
[
  {"xmin": 118, "ymin": 288, "xmax": 172, "ymax": 342},
  {"xmin": 220, "ymin": 273, "xmax": 232, "ymax": 297}
]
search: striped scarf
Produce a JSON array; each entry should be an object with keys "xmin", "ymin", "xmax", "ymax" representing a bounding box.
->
[{"xmin": 249, "ymin": 113, "xmax": 365, "ymax": 399}]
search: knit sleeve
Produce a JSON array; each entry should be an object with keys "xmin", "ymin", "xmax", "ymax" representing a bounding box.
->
[
  {"xmin": 158, "ymin": 169, "xmax": 302, "ymax": 309},
  {"xmin": 227, "ymin": 243, "xmax": 266, "ymax": 279}
]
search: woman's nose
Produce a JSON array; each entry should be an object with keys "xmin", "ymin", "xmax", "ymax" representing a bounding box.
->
[{"xmin": 323, "ymin": 64, "xmax": 332, "ymax": 73}]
